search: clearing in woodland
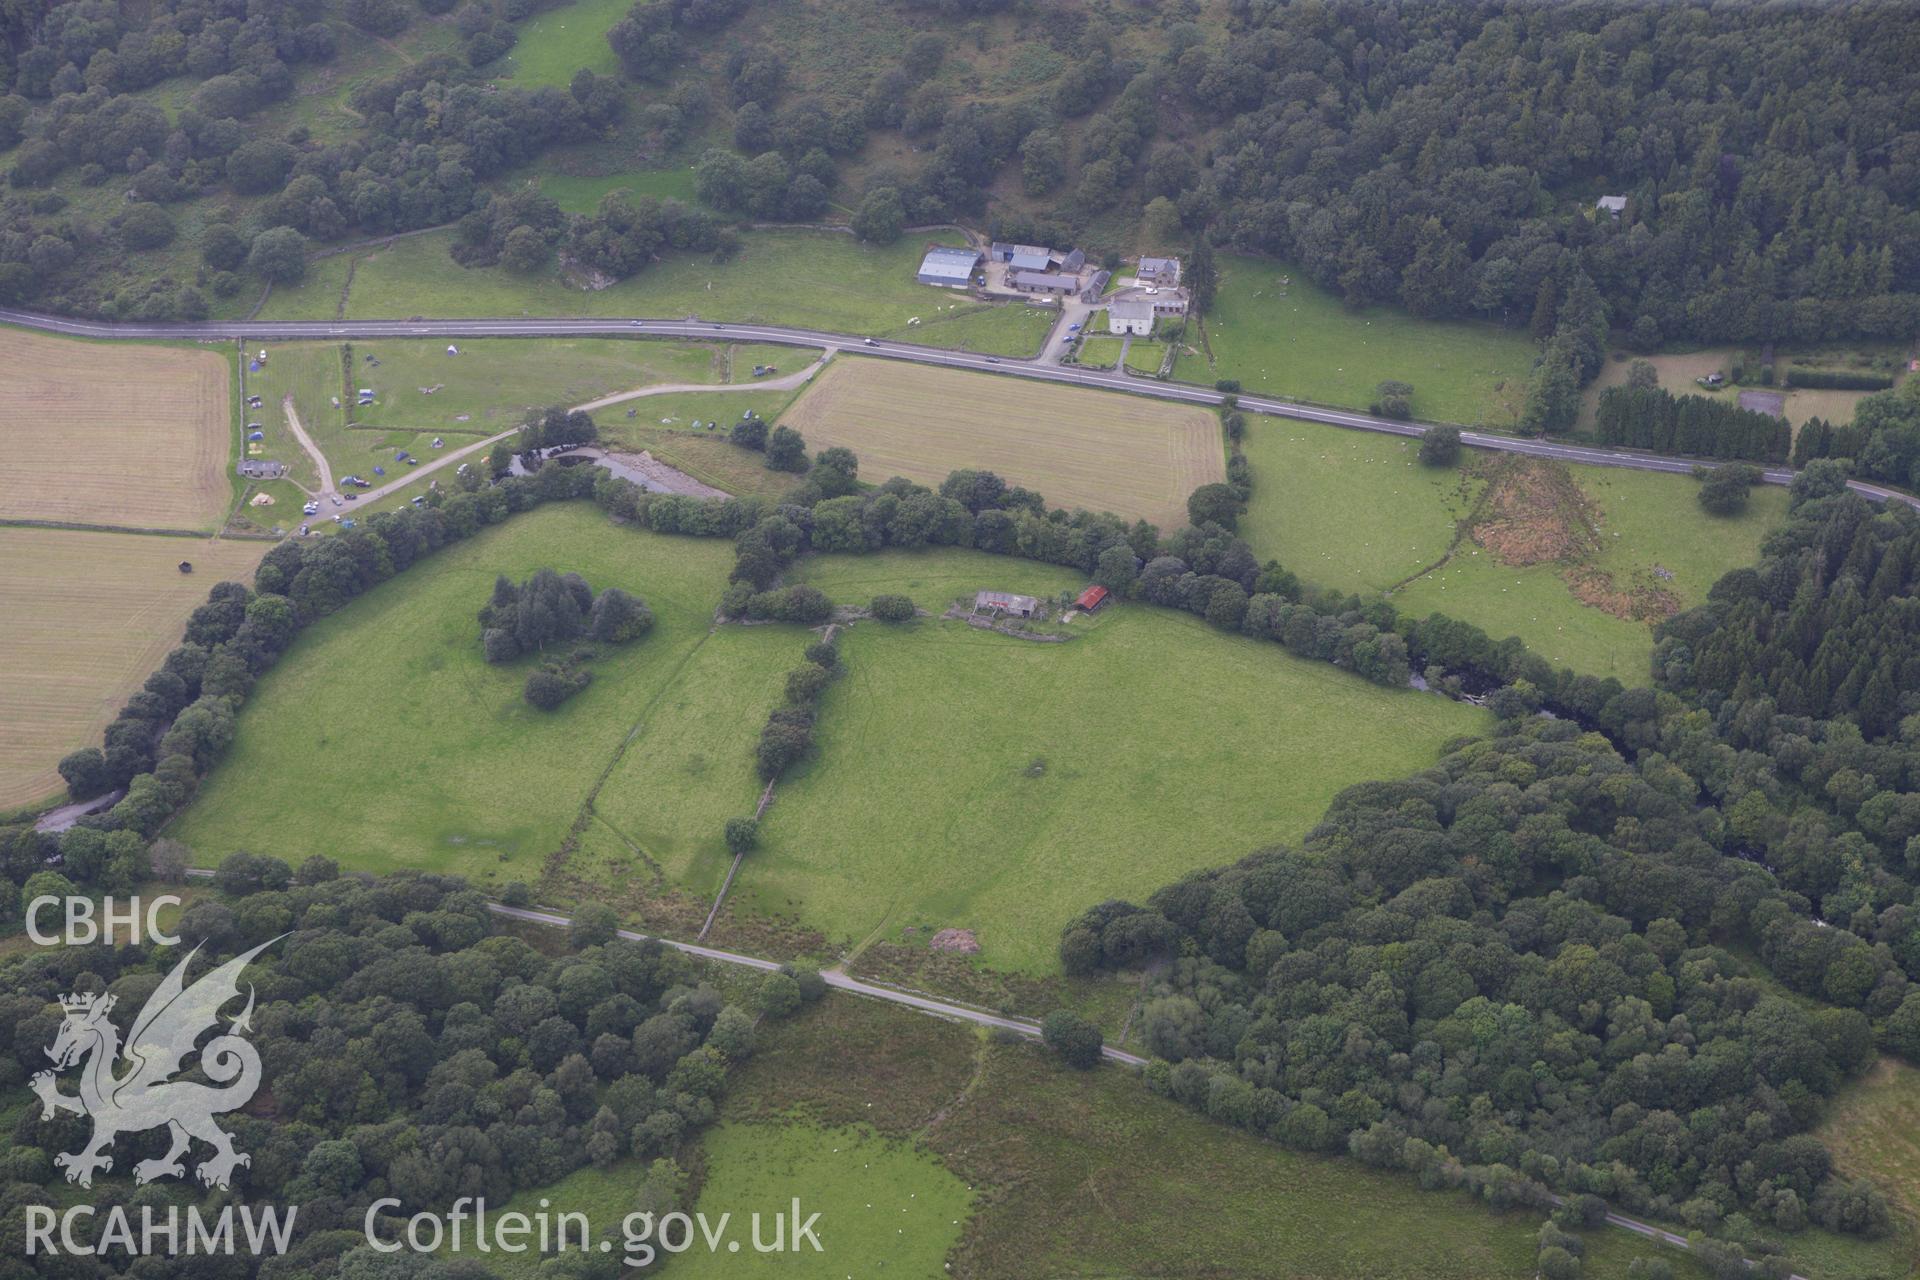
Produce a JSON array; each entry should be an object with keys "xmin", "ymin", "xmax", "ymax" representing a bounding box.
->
[
  {"xmin": 0, "ymin": 528, "xmax": 267, "ymax": 810},
  {"xmin": 778, "ymin": 358, "xmax": 1224, "ymax": 530},
  {"xmin": 0, "ymin": 328, "xmax": 232, "ymax": 531}
]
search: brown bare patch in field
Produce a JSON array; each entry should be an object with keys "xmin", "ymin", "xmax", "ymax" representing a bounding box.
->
[
  {"xmin": 1462, "ymin": 457, "xmax": 1686, "ymax": 624},
  {"xmin": 1564, "ymin": 566, "xmax": 1682, "ymax": 623},
  {"xmin": 779, "ymin": 358, "xmax": 1224, "ymax": 530},
  {"xmin": 0, "ymin": 330, "xmax": 231, "ymax": 530},
  {"xmin": 1467, "ymin": 456, "xmax": 1602, "ymax": 566},
  {"xmin": 0, "ymin": 529, "xmax": 266, "ymax": 809}
]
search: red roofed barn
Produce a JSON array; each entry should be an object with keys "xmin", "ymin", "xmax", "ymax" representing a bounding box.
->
[{"xmin": 1076, "ymin": 585, "xmax": 1109, "ymax": 612}]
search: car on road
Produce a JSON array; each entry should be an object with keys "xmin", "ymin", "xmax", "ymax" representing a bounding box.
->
[
  {"xmin": 302, "ymin": 502, "xmax": 319, "ymax": 516},
  {"xmin": 629, "ymin": 320, "xmax": 643, "ymax": 327},
  {"xmin": 863, "ymin": 338, "xmax": 878, "ymax": 346},
  {"xmin": 985, "ymin": 357, "xmax": 1000, "ymax": 363},
  {"xmin": 344, "ymin": 492, "xmax": 357, "ymax": 501},
  {"xmin": 1068, "ymin": 322, "xmax": 1081, "ymax": 331}
]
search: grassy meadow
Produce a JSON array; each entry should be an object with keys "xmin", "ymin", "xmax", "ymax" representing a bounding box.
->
[
  {"xmin": 735, "ymin": 549, "xmax": 1486, "ymax": 971},
  {"xmin": 880, "ymin": 300, "xmax": 1057, "ymax": 357},
  {"xmin": 169, "ymin": 505, "xmax": 739, "ymax": 883},
  {"xmin": 1173, "ymin": 254, "xmax": 1538, "ymax": 428},
  {"xmin": 320, "ymin": 228, "xmax": 972, "ymax": 334},
  {"xmin": 1240, "ymin": 415, "xmax": 1790, "ymax": 682},
  {"xmin": 168, "ymin": 517, "xmax": 1483, "ymax": 973}
]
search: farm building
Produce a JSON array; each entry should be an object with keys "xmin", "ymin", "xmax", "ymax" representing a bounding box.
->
[
  {"xmin": 1108, "ymin": 298, "xmax": 1155, "ymax": 335},
  {"xmin": 1013, "ymin": 271, "xmax": 1077, "ymax": 296},
  {"xmin": 1076, "ymin": 585, "xmax": 1109, "ymax": 611},
  {"xmin": 991, "ymin": 242, "xmax": 1055, "ymax": 270},
  {"xmin": 236, "ymin": 459, "xmax": 285, "ymax": 479},
  {"xmin": 1138, "ymin": 256, "xmax": 1182, "ymax": 285},
  {"xmin": 1108, "ymin": 285, "xmax": 1189, "ymax": 318},
  {"xmin": 1596, "ymin": 195, "xmax": 1628, "ymax": 217},
  {"xmin": 975, "ymin": 590, "xmax": 1038, "ymax": 618},
  {"xmin": 917, "ymin": 246, "xmax": 983, "ymax": 287}
]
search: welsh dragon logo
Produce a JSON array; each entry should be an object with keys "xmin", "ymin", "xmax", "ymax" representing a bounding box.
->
[{"xmin": 32, "ymin": 937, "xmax": 280, "ymax": 1190}]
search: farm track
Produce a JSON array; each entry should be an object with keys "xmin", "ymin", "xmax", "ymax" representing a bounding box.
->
[{"xmin": 1, "ymin": 306, "xmax": 1912, "ymax": 512}]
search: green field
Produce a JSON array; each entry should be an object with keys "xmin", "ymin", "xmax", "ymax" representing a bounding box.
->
[
  {"xmin": 321, "ymin": 229, "xmax": 977, "ymax": 338},
  {"xmin": 491, "ymin": 0, "xmax": 627, "ymax": 84},
  {"xmin": 880, "ymin": 300, "xmax": 1055, "ymax": 357},
  {"xmin": 672, "ymin": 1122, "xmax": 972, "ymax": 1278},
  {"xmin": 1175, "ymin": 254, "xmax": 1539, "ymax": 427},
  {"xmin": 247, "ymin": 336, "xmax": 758, "ymax": 485},
  {"xmin": 1239, "ymin": 415, "xmax": 1470, "ymax": 593},
  {"xmin": 532, "ymin": 166, "xmax": 703, "ymax": 213},
  {"xmin": 170, "ymin": 505, "xmax": 740, "ymax": 884},
  {"xmin": 171, "ymin": 519, "xmax": 1483, "ymax": 972},
  {"xmin": 710, "ymin": 549, "xmax": 1487, "ymax": 971},
  {"xmin": 1240, "ymin": 415, "xmax": 1789, "ymax": 682},
  {"xmin": 346, "ymin": 335, "xmax": 722, "ymax": 431}
]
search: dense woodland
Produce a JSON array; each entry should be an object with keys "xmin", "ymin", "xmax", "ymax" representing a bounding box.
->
[
  {"xmin": 0, "ymin": 861, "xmax": 823, "ymax": 1273},
  {"xmin": 1060, "ymin": 468, "xmax": 1920, "ymax": 1268},
  {"xmin": 0, "ymin": 0, "xmax": 1916, "ymax": 378}
]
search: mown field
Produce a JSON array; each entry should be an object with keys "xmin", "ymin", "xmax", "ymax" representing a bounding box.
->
[
  {"xmin": 1240, "ymin": 415, "xmax": 1789, "ymax": 682},
  {"xmin": 169, "ymin": 505, "xmax": 738, "ymax": 881},
  {"xmin": 0, "ymin": 328, "xmax": 233, "ymax": 531},
  {"xmin": 1820, "ymin": 1056, "xmax": 1920, "ymax": 1233},
  {"xmin": 777, "ymin": 359, "xmax": 1224, "ymax": 530},
  {"xmin": 0, "ymin": 529, "xmax": 268, "ymax": 809},
  {"xmin": 1172, "ymin": 254, "xmax": 1538, "ymax": 428}
]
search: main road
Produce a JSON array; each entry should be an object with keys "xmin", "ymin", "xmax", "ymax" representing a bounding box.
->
[{"xmin": 4, "ymin": 304, "xmax": 1913, "ymax": 511}]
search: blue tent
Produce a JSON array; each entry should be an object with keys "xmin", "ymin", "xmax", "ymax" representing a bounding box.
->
[
  {"xmin": 247, "ymin": 431, "xmax": 264, "ymax": 441},
  {"xmin": 373, "ymin": 466, "xmax": 385, "ymax": 476}
]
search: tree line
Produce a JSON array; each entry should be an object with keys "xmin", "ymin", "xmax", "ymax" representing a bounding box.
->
[{"xmin": 1594, "ymin": 386, "xmax": 1791, "ymax": 464}]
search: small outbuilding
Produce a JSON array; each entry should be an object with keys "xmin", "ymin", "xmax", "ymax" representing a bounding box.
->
[
  {"xmin": 1596, "ymin": 195, "xmax": 1628, "ymax": 218},
  {"xmin": 1013, "ymin": 271, "xmax": 1076, "ymax": 295},
  {"xmin": 237, "ymin": 459, "xmax": 285, "ymax": 479},
  {"xmin": 1075, "ymin": 584, "xmax": 1109, "ymax": 612},
  {"xmin": 974, "ymin": 590, "xmax": 1038, "ymax": 618}
]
